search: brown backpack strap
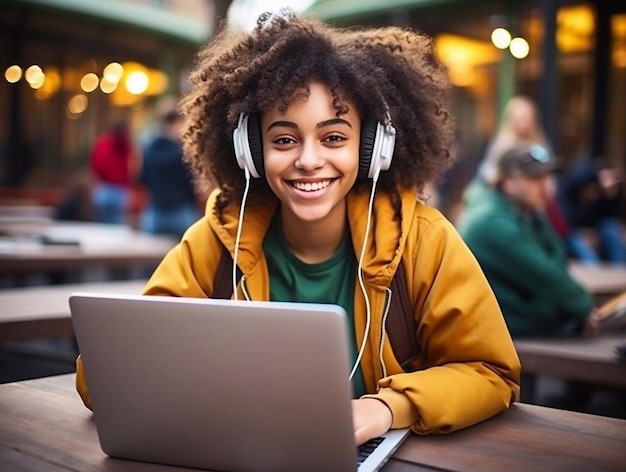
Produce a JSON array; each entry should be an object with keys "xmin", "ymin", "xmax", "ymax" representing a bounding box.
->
[
  {"xmin": 386, "ymin": 262, "xmax": 419, "ymax": 370},
  {"xmin": 212, "ymin": 246, "xmax": 241, "ymax": 299}
]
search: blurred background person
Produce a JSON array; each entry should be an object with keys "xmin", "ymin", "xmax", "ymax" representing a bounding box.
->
[
  {"xmin": 460, "ymin": 95, "xmax": 589, "ymax": 258},
  {"xmin": 556, "ymin": 158, "xmax": 625, "ymax": 265},
  {"xmin": 461, "ymin": 96, "xmax": 553, "ymax": 215},
  {"xmin": 139, "ymin": 104, "xmax": 200, "ymax": 240},
  {"xmin": 53, "ymin": 167, "xmax": 94, "ymax": 222},
  {"xmin": 457, "ymin": 142, "xmax": 600, "ymax": 339},
  {"xmin": 89, "ymin": 119, "xmax": 137, "ymax": 225},
  {"xmin": 473, "ymin": 96, "xmax": 550, "ymax": 190},
  {"xmin": 456, "ymin": 142, "xmax": 602, "ymax": 409}
]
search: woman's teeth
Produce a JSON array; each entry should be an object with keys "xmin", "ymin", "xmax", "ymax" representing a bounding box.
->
[{"xmin": 292, "ymin": 180, "xmax": 331, "ymax": 192}]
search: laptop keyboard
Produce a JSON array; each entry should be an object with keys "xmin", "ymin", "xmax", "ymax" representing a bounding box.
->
[{"xmin": 357, "ymin": 436, "xmax": 385, "ymax": 465}]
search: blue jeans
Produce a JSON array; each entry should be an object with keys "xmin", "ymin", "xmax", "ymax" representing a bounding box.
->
[
  {"xmin": 565, "ymin": 232, "xmax": 600, "ymax": 266},
  {"xmin": 567, "ymin": 218, "xmax": 625, "ymax": 265},
  {"xmin": 92, "ymin": 183, "xmax": 128, "ymax": 224},
  {"xmin": 141, "ymin": 204, "xmax": 200, "ymax": 239},
  {"xmin": 596, "ymin": 218, "xmax": 626, "ymax": 264}
]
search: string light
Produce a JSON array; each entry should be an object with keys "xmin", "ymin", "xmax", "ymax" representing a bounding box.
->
[
  {"xmin": 491, "ymin": 28, "xmax": 512, "ymax": 49},
  {"xmin": 510, "ymin": 37, "xmax": 530, "ymax": 59},
  {"xmin": 4, "ymin": 65, "xmax": 22, "ymax": 83}
]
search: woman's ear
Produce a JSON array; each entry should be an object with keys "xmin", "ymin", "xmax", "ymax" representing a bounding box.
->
[{"xmin": 500, "ymin": 176, "xmax": 513, "ymax": 195}]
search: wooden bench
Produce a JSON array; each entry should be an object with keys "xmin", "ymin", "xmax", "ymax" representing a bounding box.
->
[{"xmin": 514, "ymin": 333, "xmax": 626, "ymax": 389}]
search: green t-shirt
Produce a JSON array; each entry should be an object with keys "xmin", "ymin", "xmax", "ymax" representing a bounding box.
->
[{"xmin": 263, "ymin": 214, "xmax": 365, "ymax": 398}]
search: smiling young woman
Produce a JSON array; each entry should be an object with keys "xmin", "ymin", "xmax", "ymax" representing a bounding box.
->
[{"xmin": 75, "ymin": 10, "xmax": 521, "ymax": 446}]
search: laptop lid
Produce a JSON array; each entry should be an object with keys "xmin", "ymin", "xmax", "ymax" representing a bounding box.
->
[{"xmin": 70, "ymin": 293, "xmax": 408, "ymax": 472}]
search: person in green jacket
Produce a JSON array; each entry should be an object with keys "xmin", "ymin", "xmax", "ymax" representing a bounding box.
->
[
  {"xmin": 457, "ymin": 142, "xmax": 601, "ymax": 338},
  {"xmin": 77, "ymin": 10, "xmax": 520, "ymax": 444}
]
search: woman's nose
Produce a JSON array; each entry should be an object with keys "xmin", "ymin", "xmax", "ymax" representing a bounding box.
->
[{"xmin": 295, "ymin": 141, "xmax": 323, "ymax": 171}]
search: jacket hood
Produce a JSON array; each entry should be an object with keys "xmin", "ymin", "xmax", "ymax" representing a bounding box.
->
[{"xmin": 204, "ymin": 186, "xmax": 418, "ymax": 285}]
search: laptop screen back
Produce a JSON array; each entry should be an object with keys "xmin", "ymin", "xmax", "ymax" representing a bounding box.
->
[{"xmin": 71, "ymin": 293, "xmax": 360, "ymax": 471}]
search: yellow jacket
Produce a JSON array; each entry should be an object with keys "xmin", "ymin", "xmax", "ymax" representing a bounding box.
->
[{"xmin": 77, "ymin": 187, "xmax": 520, "ymax": 435}]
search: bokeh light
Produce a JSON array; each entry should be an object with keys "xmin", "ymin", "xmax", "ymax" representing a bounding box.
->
[
  {"xmin": 5, "ymin": 65, "xmax": 22, "ymax": 83},
  {"xmin": 35, "ymin": 67, "xmax": 61, "ymax": 99},
  {"xmin": 103, "ymin": 62, "xmax": 123, "ymax": 83},
  {"xmin": 510, "ymin": 37, "xmax": 530, "ymax": 59},
  {"xmin": 68, "ymin": 94, "xmax": 88, "ymax": 115},
  {"xmin": 125, "ymin": 70, "xmax": 149, "ymax": 95},
  {"xmin": 491, "ymin": 28, "xmax": 512, "ymax": 49},
  {"xmin": 25, "ymin": 65, "xmax": 44, "ymax": 87},
  {"xmin": 100, "ymin": 77, "xmax": 118, "ymax": 94},
  {"xmin": 80, "ymin": 72, "xmax": 99, "ymax": 92}
]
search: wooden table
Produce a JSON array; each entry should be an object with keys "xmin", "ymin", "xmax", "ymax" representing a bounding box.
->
[
  {"xmin": 1, "ymin": 374, "xmax": 625, "ymax": 471},
  {"xmin": 0, "ymin": 221, "xmax": 176, "ymax": 274},
  {"xmin": 0, "ymin": 280, "xmax": 147, "ymax": 343},
  {"xmin": 514, "ymin": 333, "xmax": 626, "ymax": 389},
  {"xmin": 569, "ymin": 262, "xmax": 626, "ymax": 303}
]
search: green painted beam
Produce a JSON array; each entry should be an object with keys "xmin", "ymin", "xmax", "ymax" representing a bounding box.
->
[
  {"xmin": 4, "ymin": 0, "xmax": 212, "ymax": 45},
  {"xmin": 306, "ymin": 0, "xmax": 463, "ymax": 21}
]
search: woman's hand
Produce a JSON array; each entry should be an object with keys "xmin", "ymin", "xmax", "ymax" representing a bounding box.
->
[
  {"xmin": 581, "ymin": 309, "xmax": 601, "ymax": 336},
  {"xmin": 351, "ymin": 398, "xmax": 393, "ymax": 446}
]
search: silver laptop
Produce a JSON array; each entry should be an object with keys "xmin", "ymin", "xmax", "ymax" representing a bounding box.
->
[{"xmin": 70, "ymin": 293, "xmax": 410, "ymax": 472}]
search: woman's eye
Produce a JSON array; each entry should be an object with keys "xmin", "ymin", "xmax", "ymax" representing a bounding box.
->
[
  {"xmin": 325, "ymin": 134, "xmax": 345, "ymax": 143},
  {"xmin": 273, "ymin": 136, "xmax": 295, "ymax": 145}
]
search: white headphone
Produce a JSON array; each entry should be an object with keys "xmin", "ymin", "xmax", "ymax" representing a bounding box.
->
[{"xmin": 233, "ymin": 111, "xmax": 396, "ymax": 181}]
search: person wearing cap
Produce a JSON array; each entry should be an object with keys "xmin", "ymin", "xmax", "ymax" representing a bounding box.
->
[{"xmin": 457, "ymin": 142, "xmax": 601, "ymax": 339}]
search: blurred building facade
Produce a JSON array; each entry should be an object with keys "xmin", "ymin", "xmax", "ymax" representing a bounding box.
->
[
  {"xmin": 1, "ymin": 0, "xmax": 214, "ymax": 187},
  {"xmin": 306, "ymin": 0, "xmax": 626, "ymax": 181},
  {"xmin": 2, "ymin": 0, "xmax": 625, "ymax": 197}
]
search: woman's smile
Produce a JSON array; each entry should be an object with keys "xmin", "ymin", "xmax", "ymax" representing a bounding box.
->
[{"xmin": 290, "ymin": 178, "xmax": 334, "ymax": 192}]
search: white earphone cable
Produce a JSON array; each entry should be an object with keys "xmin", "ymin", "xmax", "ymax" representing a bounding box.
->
[
  {"xmin": 349, "ymin": 172, "xmax": 379, "ymax": 381},
  {"xmin": 232, "ymin": 167, "xmax": 251, "ymax": 300}
]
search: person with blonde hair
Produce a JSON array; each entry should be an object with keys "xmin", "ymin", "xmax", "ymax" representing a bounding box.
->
[
  {"xmin": 76, "ymin": 10, "xmax": 520, "ymax": 444},
  {"xmin": 477, "ymin": 95, "xmax": 550, "ymax": 186},
  {"xmin": 459, "ymin": 95, "xmax": 574, "ymax": 253}
]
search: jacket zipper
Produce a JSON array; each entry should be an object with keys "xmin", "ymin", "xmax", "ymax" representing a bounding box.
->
[
  {"xmin": 240, "ymin": 276, "xmax": 252, "ymax": 301},
  {"xmin": 379, "ymin": 287, "xmax": 392, "ymax": 379}
]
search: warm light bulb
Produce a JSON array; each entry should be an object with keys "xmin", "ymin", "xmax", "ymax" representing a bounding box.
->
[
  {"xmin": 29, "ymin": 72, "xmax": 46, "ymax": 90},
  {"xmin": 100, "ymin": 77, "xmax": 118, "ymax": 94},
  {"xmin": 510, "ymin": 37, "xmax": 530, "ymax": 59},
  {"xmin": 80, "ymin": 73, "xmax": 99, "ymax": 93},
  {"xmin": 103, "ymin": 62, "xmax": 123, "ymax": 83},
  {"xmin": 68, "ymin": 94, "xmax": 88, "ymax": 114},
  {"xmin": 5, "ymin": 65, "xmax": 22, "ymax": 83},
  {"xmin": 491, "ymin": 28, "xmax": 511, "ymax": 49},
  {"xmin": 25, "ymin": 65, "xmax": 44, "ymax": 85},
  {"xmin": 125, "ymin": 70, "xmax": 149, "ymax": 95}
]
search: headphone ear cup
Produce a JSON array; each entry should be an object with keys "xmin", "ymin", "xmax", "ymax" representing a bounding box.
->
[
  {"xmin": 359, "ymin": 116, "xmax": 378, "ymax": 179},
  {"xmin": 246, "ymin": 113, "xmax": 265, "ymax": 178}
]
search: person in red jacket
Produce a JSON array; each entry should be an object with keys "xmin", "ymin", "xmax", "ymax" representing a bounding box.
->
[{"xmin": 90, "ymin": 119, "xmax": 136, "ymax": 224}]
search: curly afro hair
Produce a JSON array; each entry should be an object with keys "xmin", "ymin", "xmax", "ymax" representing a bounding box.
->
[{"xmin": 180, "ymin": 10, "xmax": 455, "ymax": 216}]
